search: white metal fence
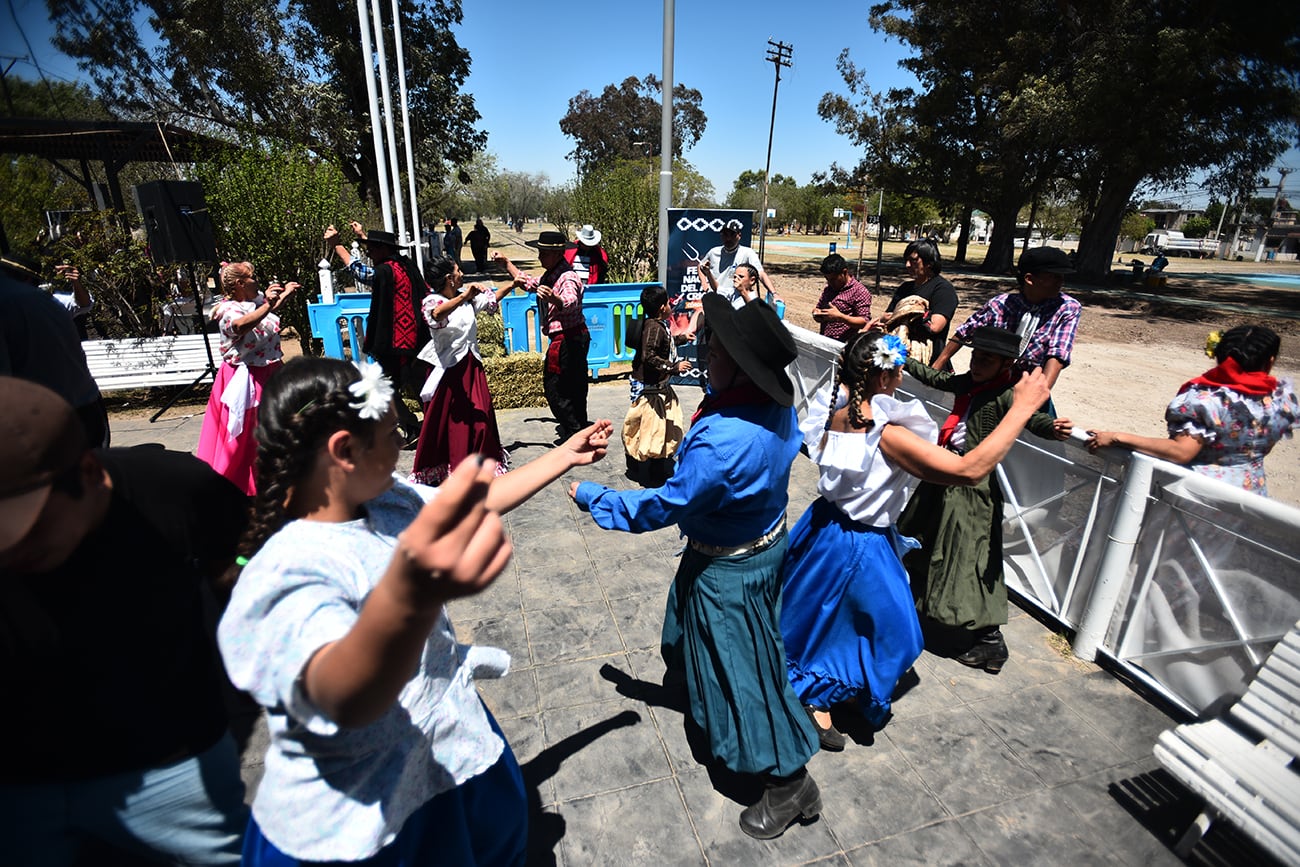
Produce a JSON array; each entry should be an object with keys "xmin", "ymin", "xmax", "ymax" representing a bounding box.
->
[{"xmin": 786, "ymin": 324, "xmax": 1300, "ymax": 717}]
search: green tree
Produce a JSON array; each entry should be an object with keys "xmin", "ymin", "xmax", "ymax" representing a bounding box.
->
[
  {"xmin": 47, "ymin": 0, "xmax": 485, "ymax": 202},
  {"xmin": 1119, "ymin": 212, "xmax": 1155, "ymax": 243},
  {"xmin": 559, "ymin": 76, "xmax": 707, "ymax": 175},
  {"xmin": 192, "ymin": 143, "xmax": 363, "ymax": 352},
  {"xmin": 1180, "ymin": 216, "xmax": 1212, "ymax": 239},
  {"xmin": 858, "ymin": 0, "xmax": 1300, "ymax": 280},
  {"xmin": 569, "ymin": 161, "xmax": 658, "ymax": 282}
]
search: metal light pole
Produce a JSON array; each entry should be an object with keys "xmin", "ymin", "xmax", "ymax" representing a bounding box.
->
[
  {"xmin": 757, "ymin": 39, "xmax": 792, "ymax": 261},
  {"xmin": 657, "ymin": 0, "xmax": 675, "ymax": 284}
]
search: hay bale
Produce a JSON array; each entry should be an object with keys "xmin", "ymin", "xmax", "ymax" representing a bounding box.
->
[
  {"xmin": 477, "ymin": 310, "xmax": 506, "ymax": 359},
  {"xmin": 485, "ymin": 352, "xmax": 546, "ymax": 408}
]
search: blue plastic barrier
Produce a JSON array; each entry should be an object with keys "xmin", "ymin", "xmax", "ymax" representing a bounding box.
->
[{"xmin": 308, "ymin": 284, "xmax": 786, "ymax": 380}]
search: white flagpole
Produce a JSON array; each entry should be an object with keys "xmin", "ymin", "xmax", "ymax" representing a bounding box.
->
[{"xmin": 355, "ymin": 0, "xmax": 392, "ymax": 230}]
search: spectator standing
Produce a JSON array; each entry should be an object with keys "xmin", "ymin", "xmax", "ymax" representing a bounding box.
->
[
  {"xmin": 51, "ymin": 264, "xmax": 94, "ymax": 340},
  {"xmin": 699, "ymin": 219, "xmax": 776, "ymax": 308},
  {"xmin": 444, "ymin": 218, "xmax": 463, "ymax": 268},
  {"xmin": 196, "ymin": 262, "xmax": 294, "ymax": 495},
  {"xmin": 932, "ymin": 246, "xmax": 1080, "ymax": 389},
  {"xmin": 0, "ymin": 377, "xmax": 248, "ymax": 864},
  {"xmin": 493, "ymin": 233, "xmax": 591, "ymax": 440},
  {"xmin": 564, "ymin": 224, "xmax": 609, "ymax": 286},
  {"xmin": 361, "ymin": 229, "xmax": 431, "ymax": 441},
  {"xmin": 811, "ymin": 253, "xmax": 873, "ymax": 342},
  {"xmin": 876, "ymin": 240, "xmax": 959, "ymax": 366},
  {"xmin": 467, "ymin": 218, "xmax": 491, "ymax": 273}
]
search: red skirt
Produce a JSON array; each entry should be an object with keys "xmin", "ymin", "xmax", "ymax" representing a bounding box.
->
[{"xmin": 410, "ymin": 353, "xmax": 509, "ymax": 485}]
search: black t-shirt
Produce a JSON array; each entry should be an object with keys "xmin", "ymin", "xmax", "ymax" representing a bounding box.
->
[
  {"xmin": 0, "ymin": 447, "xmax": 248, "ymax": 783},
  {"xmin": 886, "ymin": 274, "xmax": 960, "ymax": 360}
]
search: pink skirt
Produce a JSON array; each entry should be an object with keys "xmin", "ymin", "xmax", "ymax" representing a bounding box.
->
[
  {"xmin": 196, "ymin": 360, "xmax": 281, "ymax": 495},
  {"xmin": 410, "ymin": 353, "xmax": 509, "ymax": 485}
]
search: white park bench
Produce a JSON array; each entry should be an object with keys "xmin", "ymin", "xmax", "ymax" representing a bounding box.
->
[
  {"xmin": 1153, "ymin": 619, "xmax": 1300, "ymax": 862},
  {"xmin": 83, "ymin": 334, "xmax": 218, "ymax": 421}
]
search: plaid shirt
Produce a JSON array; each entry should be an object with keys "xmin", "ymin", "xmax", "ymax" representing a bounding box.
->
[
  {"xmin": 953, "ymin": 290, "xmax": 1081, "ymax": 367},
  {"xmin": 348, "ymin": 259, "xmax": 374, "ymax": 286},
  {"xmin": 522, "ymin": 267, "xmax": 586, "ymax": 335},
  {"xmin": 815, "ymin": 276, "xmax": 873, "ymax": 342}
]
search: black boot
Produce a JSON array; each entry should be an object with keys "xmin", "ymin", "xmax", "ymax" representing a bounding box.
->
[
  {"xmin": 954, "ymin": 627, "xmax": 1008, "ymax": 673},
  {"xmin": 738, "ymin": 769, "xmax": 822, "ymax": 839}
]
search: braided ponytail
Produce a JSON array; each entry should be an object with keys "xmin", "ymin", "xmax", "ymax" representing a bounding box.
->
[
  {"xmin": 233, "ymin": 358, "xmax": 382, "ymax": 573},
  {"xmin": 1215, "ymin": 325, "xmax": 1280, "ymax": 373},
  {"xmin": 829, "ymin": 329, "xmax": 906, "ymax": 431}
]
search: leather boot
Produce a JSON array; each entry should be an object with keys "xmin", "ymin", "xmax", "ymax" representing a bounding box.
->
[
  {"xmin": 954, "ymin": 627, "xmax": 1008, "ymax": 673},
  {"xmin": 738, "ymin": 770, "xmax": 822, "ymax": 839}
]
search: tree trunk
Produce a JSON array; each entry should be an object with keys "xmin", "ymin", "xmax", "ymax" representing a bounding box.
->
[
  {"xmin": 980, "ymin": 201, "xmax": 1021, "ymax": 274},
  {"xmin": 1075, "ymin": 169, "xmax": 1143, "ymax": 283},
  {"xmin": 955, "ymin": 203, "xmax": 973, "ymax": 264}
]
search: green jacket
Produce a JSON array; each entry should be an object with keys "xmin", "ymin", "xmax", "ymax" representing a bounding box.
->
[{"xmin": 904, "ymin": 357, "xmax": 1057, "ymax": 453}]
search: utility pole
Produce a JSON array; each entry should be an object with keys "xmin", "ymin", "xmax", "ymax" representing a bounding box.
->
[
  {"xmin": 1255, "ymin": 168, "xmax": 1291, "ymax": 262},
  {"xmin": 757, "ymin": 39, "xmax": 792, "ymax": 262}
]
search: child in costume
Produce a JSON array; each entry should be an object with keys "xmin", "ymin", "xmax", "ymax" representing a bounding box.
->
[{"xmin": 623, "ymin": 284, "xmax": 692, "ymax": 486}]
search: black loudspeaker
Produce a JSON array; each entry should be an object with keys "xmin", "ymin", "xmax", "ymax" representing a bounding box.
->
[{"xmin": 133, "ymin": 181, "xmax": 218, "ymax": 265}]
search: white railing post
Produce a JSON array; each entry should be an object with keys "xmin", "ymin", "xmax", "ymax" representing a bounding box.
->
[
  {"xmin": 318, "ymin": 259, "xmax": 334, "ymax": 305},
  {"xmin": 1073, "ymin": 453, "xmax": 1156, "ymax": 660}
]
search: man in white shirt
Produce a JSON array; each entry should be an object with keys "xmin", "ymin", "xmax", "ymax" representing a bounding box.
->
[{"xmin": 699, "ymin": 219, "xmax": 776, "ymax": 308}]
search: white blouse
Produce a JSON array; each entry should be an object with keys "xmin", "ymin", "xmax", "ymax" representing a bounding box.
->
[
  {"xmin": 416, "ymin": 290, "xmax": 499, "ymax": 401},
  {"xmin": 801, "ymin": 384, "xmax": 939, "ymax": 527}
]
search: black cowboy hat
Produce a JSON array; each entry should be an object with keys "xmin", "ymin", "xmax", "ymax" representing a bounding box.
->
[
  {"xmin": 963, "ymin": 326, "xmax": 1021, "ymax": 359},
  {"xmin": 525, "ymin": 231, "xmax": 568, "ymax": 250},
  {"xmin": 363, "ymin": 230, "xmax": 409, "ymax": 249},
  {"xmin": 702, "ymin": 294, "xmax": 798, "ymax": 406}
]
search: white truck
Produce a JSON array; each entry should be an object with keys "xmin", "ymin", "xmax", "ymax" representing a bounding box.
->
[{"xmin": 1141, "ymin": 230, "xmax": 1218, "ymax": 257}]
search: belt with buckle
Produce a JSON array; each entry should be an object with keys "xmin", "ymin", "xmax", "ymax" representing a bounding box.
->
[{"xmin": 688, "ymin": 518, "xmax": 785, "ymax": 558}]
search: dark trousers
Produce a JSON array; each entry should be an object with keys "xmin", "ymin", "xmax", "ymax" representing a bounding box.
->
[
  {"xmin": 544, "ymin": 332, "xmax": 590, "ymax": 438},
  {"xmin": 375, "ymin": 353, "xmax": 426, "ymax": 436}
]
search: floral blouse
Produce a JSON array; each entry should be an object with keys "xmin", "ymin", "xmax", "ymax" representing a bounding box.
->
[
  {"xmin": 214, "ymin": 298, "xmax": 282, "ymax": 367},
  {"xmin": 1165, "ymin": 377, "xmax": 1299, "ymax": 495}
]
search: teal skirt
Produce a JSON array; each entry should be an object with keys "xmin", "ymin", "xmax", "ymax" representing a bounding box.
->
[{"xmin": 661, "ymin": 530, "xmax": 819, "ymax": 777}]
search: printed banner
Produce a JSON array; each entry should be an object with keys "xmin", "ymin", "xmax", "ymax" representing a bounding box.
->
[{"xmin": 666, "ymin": 209, "xmax": 755, "ymax": 387}]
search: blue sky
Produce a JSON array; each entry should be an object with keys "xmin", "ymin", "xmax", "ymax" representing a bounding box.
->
[{"xmin": 3, "ymin": 0, "xmax": 1294, "ymax": 206}]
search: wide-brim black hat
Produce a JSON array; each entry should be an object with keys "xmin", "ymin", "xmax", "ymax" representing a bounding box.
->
[
  {"xmin": 363, "ymin": 230, "xmax": 409, "ymax": 249},
  {"xmin": 1017, "ymin": 246, "xmax": 1074, "ymax": 275},
  {"xmin": 962, "ymin": 326, "xmax": 1021, "ymax": 358},
  {"xmin": 526, "ymin": 231, "xmax": 568, "ymax": 250},
  {"xmin": 702, "ymin": 294, "xmax": 797, "ymax": 406}
]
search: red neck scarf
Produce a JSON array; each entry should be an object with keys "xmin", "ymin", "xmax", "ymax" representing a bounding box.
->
[
  {"xmin": 937, "ymin": 371, "xmax": 1012, "ymax": 447},
  {"xmin": 1178, "ymin": 356, "xmax": 1277, "ymax": 397},
  {"xmin": 691, "ymin": 382, "xmax": 772, "ymax": 425}
]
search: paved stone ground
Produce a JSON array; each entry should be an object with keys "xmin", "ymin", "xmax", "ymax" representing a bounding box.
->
[{"xmin": 111, "ymin": 383, "xmax": 1276, "ymax": 866}]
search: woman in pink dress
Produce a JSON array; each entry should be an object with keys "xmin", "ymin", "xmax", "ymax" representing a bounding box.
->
[
  {"xmin": 409, "ymin": 256, "xmax": 512, "ymax": 485},
  {"xmin": 196, "ymin": 261, "xmax": 294, "ymax": 494}
]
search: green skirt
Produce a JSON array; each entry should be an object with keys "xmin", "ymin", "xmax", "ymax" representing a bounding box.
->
[
  {"xmin": 661, "ymin": 532, "xmax": 819, "ymax": 777},
  {"xmin": 898, "ymin": 478, "xmax": 1008, "ymax": 631}
]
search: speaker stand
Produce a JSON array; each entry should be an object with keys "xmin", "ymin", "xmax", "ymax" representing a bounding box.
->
[{"xmin": 151, "ymin": 262, "xmax": 220, "ymax": 423}]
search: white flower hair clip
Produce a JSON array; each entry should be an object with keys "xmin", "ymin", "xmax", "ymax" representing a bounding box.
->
[
  {"xmin": 348, "ymin": 361, "xmax": 396, "ymax": 420},
  {"xmin": 870, "ymin": 333, "xmax": 908, "ymax": 370}
]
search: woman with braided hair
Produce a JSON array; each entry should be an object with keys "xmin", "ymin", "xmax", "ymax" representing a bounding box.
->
[
  {"xmin": 1086, "ymin": 324, "xmax": 1298, "ymax": 496},
  {"xmin": 780, "ymin": 331, "xmax": 1052, "ymax": 750},
  {"xmin": 195, "ymin": 261, "xmax": 294, "ymax": 494},
  {"xmin": 217, "ymin": 357, "xmax": 612, "ymax": 865}
]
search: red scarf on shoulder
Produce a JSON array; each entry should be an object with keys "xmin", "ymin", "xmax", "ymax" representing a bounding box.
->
[
  {"xmin": 1178, "ymin": 357, "xmax": 1277, "ymax": 397},
  {"xmin": 937, "ymin": 371, "xmax": 1013, "ymax": 447}
]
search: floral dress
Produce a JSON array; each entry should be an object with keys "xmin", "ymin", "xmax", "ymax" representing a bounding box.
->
[{"xmin": 1165, "ymin": 378, "xmax": 1299, "ymax": 495}]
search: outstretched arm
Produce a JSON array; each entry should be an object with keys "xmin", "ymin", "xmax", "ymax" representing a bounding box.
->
[
  {"xmin": 486, "ymin": 420, "xmax": 612, "ymax": 513},
  {"xmin": 881, "ymin": 369, "xmax": 1052, "ymax": 486},
  {"xmin": 1085, "ymin": 429, "xmax": 1203, "ymax": 464}
]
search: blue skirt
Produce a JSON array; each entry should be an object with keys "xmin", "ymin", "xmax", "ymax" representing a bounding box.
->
[
  {"xmin": 661, "ymin": 529, "xmax": 819, "ymax": 777},
  {"xmin": 241, "ymin": 710, "xmax": 527, "ymax": 866},
  {"xmin": 781, "ymin": 497, "xmax": 924, "ymax": 725}
]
